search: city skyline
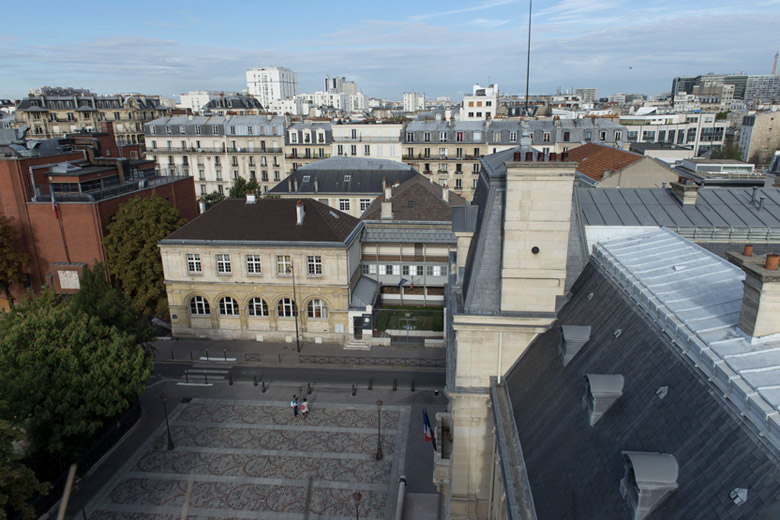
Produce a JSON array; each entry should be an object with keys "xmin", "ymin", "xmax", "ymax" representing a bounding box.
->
[{"xmin": 0, "ymin": 0, "xmax": 778, "ymax": 101}]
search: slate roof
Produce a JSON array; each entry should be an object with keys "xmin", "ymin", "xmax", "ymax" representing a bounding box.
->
[
  {"xmin": 504, "ymin": 230, "xmax": 780, "ymax": 519},
  {"xmin": 566, "ymin": 142, "xmax": 644, "ymax": 181},
  {"xmin": 160, "ymin": 198, "xmax": 361, "ymax": 246},
  {"xmin": 269, "ymin": 157, "xmax": 418, "ymax": 195},
  {"xmin": 361, "ymin": 174, "xmax": 467, "ymax": 221}
]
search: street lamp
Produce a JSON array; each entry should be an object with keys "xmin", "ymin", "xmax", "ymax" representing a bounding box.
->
[
  {"xmin": 376, "ymin": 399, "xmax": 383, "ymax": 460},
  {"xmin": 352, "ymin": 490, "xmax": 362, "ymax": 520},
  {"xmin": 160, "ymin": 392, "xmax": 174, "ymax": 450}
]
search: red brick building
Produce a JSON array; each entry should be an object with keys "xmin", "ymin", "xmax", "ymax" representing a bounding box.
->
[{"xmin": 0, "ymin": 126, "xmax": 196, "ymax": 308}]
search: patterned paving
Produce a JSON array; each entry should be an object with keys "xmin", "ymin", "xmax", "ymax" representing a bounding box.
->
[{"xmin": 86, "ymin": 398, "xmax": 410, "ymax": 520}]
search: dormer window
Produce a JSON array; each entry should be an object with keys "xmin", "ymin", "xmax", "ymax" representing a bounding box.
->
[
  {"xmin": 290, "ymin": 133, "xmax": 298, "ymax": 143},
  {"xmin": 344, "ymin": 175, "xmax": 351, "ymax": 182},
  {"xmin": 582, "ymin": 374, "xmax": 624, "ymax": 425},
  {"xmin": 620, "ymin": 452, "xmax": 678, "ymax": 520},
  {"xmin": 559, "ymin": 325, "xmax": 591, "ymax": 366}
]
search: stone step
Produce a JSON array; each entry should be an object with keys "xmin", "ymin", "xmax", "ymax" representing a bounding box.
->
[{"xmin": 343, "ymin": 341, "xmax": 371, "ymax": 351}]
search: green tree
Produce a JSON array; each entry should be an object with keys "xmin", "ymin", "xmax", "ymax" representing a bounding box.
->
[
  {"xmin": 202, "ymin": 191, "xmax": 225, "ymax": 209},
  {"xmin": 228, "ymin": 177, "xmax": 259, "ymax": 199},
  {"xmin": 103, "ymin": 195, "xmax": 185, "ymax": 317},
  {"xmin": 0, "ymin": 291, "xmax": 152, "ymax": 472},
  {"xmin": 0, "ymin": 216, "xmax": 29, "ymax": 307},
  {"xmin": 0, "ymin": 418, "xmax": 50, "ymax": 520},
  {"xmin": 71, "ymin": 263, "xmax": 152, "ymax": 343},
  {"xmin": 710, "ymin": 146, "xmax": 743, "ymax": 161}
]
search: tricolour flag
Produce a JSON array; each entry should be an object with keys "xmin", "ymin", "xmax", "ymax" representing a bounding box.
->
[
  {"xmin": 51, "ymin": 189, "xmax": 59, "ymax": 220},
  {"xmin": 422, "ymin": 408, "xmax": 437, "ymax": 451},
  {"xmin": 397, "ymin": 278, "xmax": 408, "ymax": 288}
]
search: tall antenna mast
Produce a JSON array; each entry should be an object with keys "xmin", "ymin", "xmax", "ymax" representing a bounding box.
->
[{"xmin": 525, "ymin": 0, "xmax": 533, "ymax": 113}]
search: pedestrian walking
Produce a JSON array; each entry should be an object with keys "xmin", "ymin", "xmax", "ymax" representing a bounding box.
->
[
  {"xmin": 291, "ymin": 394, "xmax": 299, "ymax": 417},
  {"xmin": 300, "ymin": 398, "xmax": 309, "ymax": 419}
]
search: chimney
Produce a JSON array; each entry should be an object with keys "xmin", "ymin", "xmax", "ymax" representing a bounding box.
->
[
  {"xmin": 314, "ymin": 176, "xmax": 319, "ymax": 192},
  {"xmin": 294, "ymin": 178, "xmax": 299, "ymax": 191},
  {"xmin": 670, "ymin": 181, "xmax": 699, "ymax": 205},
  {"xmin": 246, "ymin": 194, "xmax": 256, "ymax": 204},
  {"xmin": 199, "ymin": 200, "xmax": 206, "ymax": 214},
  {"xmin": 296, "ymin": 200, "xmax": 305, "ymax": 225},
  {"xmin": 288, "ymin": 178, "xmax": 292, "ymax": 191},
  {"xmin": 726, "ymin": 251, "xmax": 780, "ymax": 339},
  {"xmin": 442, "ymin": 187, "xmax": 449, "ymax": 203},
  {"xmin": 383, "ymin": 177, "xmax": 392, "ymax": 201},
  {"xmin": 513, "ymin": 152, "xmax": 523, "ymax": 162}
]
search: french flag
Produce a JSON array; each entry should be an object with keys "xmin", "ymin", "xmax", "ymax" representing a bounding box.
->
[
  {"xmin": 422, "ymin": 408, "xmax": 437, "ymax": 451},
  {"xmin": 51, "ymin": 189, "xmax": 59, "ymax": 220}
]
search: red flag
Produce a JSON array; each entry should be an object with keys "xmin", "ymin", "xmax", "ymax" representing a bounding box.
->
[{"xmin": 51, "ymin": 190, "xmax": 59, "ymax": 220}]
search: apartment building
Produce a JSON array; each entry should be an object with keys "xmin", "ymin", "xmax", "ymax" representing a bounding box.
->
[
  {"xmin": 331, "ymin": 122, "xmax": 403, "ymax": 161},
  {"xmin": 403, "ymin": 92, "xmax": 426, "ymax": 112},
  {"xmin": 618, "ymin": 112, "xmax": 727, "ymax": 155},
  {"xmin": 739, "ymin": 112, "xmax": 780, "ymax": 166},
  {"xmin": 202, "ymin": 94, "xmax": 264, "ymax": 116},
  {"xmin": 14, "ymin": 88, "xmax": 166, "ymax": 147},
  {"xmin": 145, "ymin": 115, "xmax": 287, "ymax": 198},
  {"xmin": 459, "ymin": 84, "xmax": 499, "ymax": 121},
  {"xmin": 283, "ymin": 121, "xmax": 333, "ymax": 175},
  {"xmin": 246, "ymin": 67, "xmax": 298, "ymax": 107}
]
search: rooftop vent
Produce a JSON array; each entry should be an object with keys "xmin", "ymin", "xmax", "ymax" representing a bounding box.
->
[
  {"xmin": 583, "ymin": 374, "xmax": 624, "ymax": 425},
  {"xmin": 559, "ymin": 325, "xmax": 591, "ymax": 366},
  {"xmin": 620, "ymin": 452, "xmax": 679, "ymax": 520},
  {"xmin": 726, "ymin": 251, "xmax": 780, "ymax": 339}
]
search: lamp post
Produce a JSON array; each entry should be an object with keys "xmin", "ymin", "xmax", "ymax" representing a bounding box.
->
[
  {"xmin": 160, "ymin": 392, "xmax": 174, "ymax": 450},
  {"xmin": 375, "ymin": 399, "xmax": 383, "ymax": 460},
  {"xmin": 291, "ymin": 260, "xmax": 301, "ymax": 353},
  {"xmin": 352, "ymin": 490, "xmax": 361, "ymax": 520}
]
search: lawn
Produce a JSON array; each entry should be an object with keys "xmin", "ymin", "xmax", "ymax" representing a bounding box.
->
[{"xmin": 374, "ymin": 306, "xmax": 444, "ymax": 332}]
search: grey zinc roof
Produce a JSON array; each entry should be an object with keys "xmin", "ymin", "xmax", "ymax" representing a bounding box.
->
[
  {"xmin": 362, "ymin": 227, "xmax": 457, "ymax": 244},
  {"xmin": 350, "ymin": 276, "xmax": 381, "ymax": 309},
  {"xmin": 504, "ymin": 229, "xmax": 780, "ymax": 519},
  {"xmin": 577, "ymin": 186, "xmax": 780, "ymax": 236}
]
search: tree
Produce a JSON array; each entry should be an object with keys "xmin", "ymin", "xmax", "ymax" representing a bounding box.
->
[
  {"xmin": 0, "ymin": 291, "xmax": 152, "ymax": 472},
  {"xmin": 0, "ymin": 418, "xmax": 49, "ymax": 520},
  {"xmin": 710, "ymin": 146, "xmax": 743, "ymax": 161},
  {"xmin": 103, "ymin": 195, "xmax": 185, "ymax": 317},
  {"xmin": 228, "ymin": 177, "xmax": 259, "ymax": 199},
  {"xmin": 0, "ymin": 216, "xmax": 29, "ymax": 307},
  {"xmin": 71, "ymin": 263, "xmax": 152, "ymax": 343},
  {"xmin": 202, "ymin": 190, "xmax": 225, "ymax": 209}
]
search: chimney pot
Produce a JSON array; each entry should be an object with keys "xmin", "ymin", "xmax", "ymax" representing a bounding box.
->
[
  {"xmin": 296, "ymin": 200, "xmax": 305, "ymax": 225},
  {"xmin": 549, "ymin": 152, "xmax": 557, "ymax": 161},
  {"xmin": 525, "ymin": 151, "xmax": 533, "ymax": 161},
  {"xmin": 513, "ymin": 152, "xmax": 523, "ymax": 162},
  {"xmin": 766, "ymin": 253, "xmax": 779, "ymax": 271},
  {"xmin": 743, "ymin": 244, "xmax": 754, "ymax": 256}
]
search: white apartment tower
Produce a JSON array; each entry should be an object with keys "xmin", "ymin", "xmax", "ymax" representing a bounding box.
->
[
  {"xmin": 246, "ymin": 67, "xmax": 298, "ymax": 107},
  {"xmin": 403, "ymin": 92, "xmax": 426, "ymax": 112}
]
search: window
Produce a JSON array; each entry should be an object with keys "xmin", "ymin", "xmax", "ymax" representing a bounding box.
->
[
  {"xmin": 440, "ymin": 131, "xmax": 448, "ymax": 142},
  {"xmin": 424, "ymin": 132, "xmax": 431, "ymax": 142},
  {"xmin": 337, "ymin": 144, "xmax": 344, "ymax": 155},
  {"xmin": 277, "ymin": 298, "xmax": 297, "ymax": 317},
  {"xmin": 307, "ymin": 299, "xmax": 327, "ymax": 318},
  {"xmin": 339, "ymin": 199, "xmax": 350, "ymax": 211},
  {"xmin": 212, "ymin": 126, "xmax": 219, "ymax": 135},
  {"xmin": 190, "ymin": 296, "xmax": 210, "ymax": 315},
  {"xmin": 406, "ymin": 132, "xmax": 414, "ymax": 142},
  {"xmin": 473, "ymin": 163, "xmax": 480, "ymax": 173},
  {"xmin": 360, "ymin": 199, "xmax": 372, "ymax": 211},
  {"xmin": 615, "ymin": 131, "xmax": 622, "ymax": 141},
  {"xmin": 403, "ymin": 265, "xmax": 410, "ymax": 276},
  {"xmin": 392, "ymin": 265, "xmax": 400, "ymax": 275},
  {"xmin": 364, "ymin": 144, "xmax": 370, "ymax": 156},
  {"xmin": 473, "ymin": 178, "xmax": 478, "ymax": 189},
  {"xmin": 219, "ymin": 297, "xmax": 239, "ymax": 316},
  {"xmin": 455, "ymin": 178, "xmax": 462, "ymax": 189},
  {"xmin": 439, "ymin": 147, "xmax": 447, "ymax": 158},
  {"xmin": 200, "ymin": 184, "xmax": 206, "ymax": 195},
  {"xmin": 427, "ymin": 265, "xmax": 444, "ymax": 276},
  {"xmin": 307, "ymin": 255, "xmax": 322, "ymax": 275},
  {"xmin": 274, "ymin": 171, "xmax": 280, "ymax": 181},
  {"xmin": 543, "ymin": 132, "xmax": 551, "ymax": 143},
  {"xmin": 414, "ymin": 265, "xmax": 424, "ymax": 276},
  {"xmin": 510, "ymin": 131, "xmax": 518, "ymax": 141},
  {"xmin": 384, "ymin": 265, "xmax": 393, "ymax": 275},
  {"xmin": 216, "ymin": 254, "xmax": 231, "ymax": 273},
  {"xmin": 277, "ymin": 255, "xmax": 292, "ymax": 275},
  {"xmin": 187, "ymin": 253, "xmax": 202, "ymax": 273},
  {"xmin": 456, "ymin": 131, "xmax": 463, "ymax": 142},
  {"xmin": 290, "ymin": 132, "xmax": 298, "ymax": 143},
  {"xmin": 262, "ymin": 171, "xmax": 269, "ymax": 182},
  {"xmin": 563, "ymin": 131, "xmax": 570, "ymax": 142},
  {"xmin": 456, "ymin": 147, "xmax": 463, "ymax": 159},
  {"xmin": 362, "ymin": 264, "xmax": 370, "ymax": 275},
  {"xmin": 233, "ymin": 170, "xmax": 239, "ymax": 180},
  {"xmin": 247, "ymin": 297, "xmax": 268, "ymax": 317},
  {"xmin": 599, "ymin": 130, "xmax": 607, "ymax": 141},
  {"xmin": 246, "ymin": 255, "xmax": 262, "ymax": 274}
]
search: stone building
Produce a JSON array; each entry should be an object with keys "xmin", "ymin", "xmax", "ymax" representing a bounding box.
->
[
  {"xmin": 145, "ymin": 115, "xmax": 287, "ymax": 197},
  {"xmin": 331, "ymin": 122, "xmax": 403, "ymax": 162},
  {"xmin": 159, "ymin": 198, "xmax": 363, "ymax": 342},
  {"xmin": 283, "ymin": 121, "xmax": 332, "ymax": 175},
  {"xmin": 739, "ymin": 112, "xmax": 780, "ymax": 167}
]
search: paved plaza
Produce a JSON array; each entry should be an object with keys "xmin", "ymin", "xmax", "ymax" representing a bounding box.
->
[{"xmin": 85, "ymin": 397, "xmax": 410, "ymax": 519}]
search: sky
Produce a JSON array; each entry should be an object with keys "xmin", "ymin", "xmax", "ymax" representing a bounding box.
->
[{"xmin": 0, "ymin": 0, "xmax": 778, "ymax": 102}]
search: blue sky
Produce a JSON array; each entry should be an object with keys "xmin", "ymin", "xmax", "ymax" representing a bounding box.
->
[{"xmin": 0, "ymin": 0, "xmax": 778, "ymax": 101}]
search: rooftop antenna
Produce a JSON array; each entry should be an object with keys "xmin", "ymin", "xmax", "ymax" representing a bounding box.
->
[{"xmin": 525, "ymin": 0, "xmax": 533, "ymax": 114}]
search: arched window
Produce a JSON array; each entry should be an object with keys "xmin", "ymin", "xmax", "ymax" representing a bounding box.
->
[
  {"xmin": 307, "ymin": 299, "xmax": 328, "ymax": 318},
  {"xmin": 190, "ymin": 296, "xmax": 210, "ymax": 315},
  {"xmin": 219, "ymin": 296, "xmax": 239, "ymax": 316},
  {"xmin": 277, "ymin": 298, "xmax": 297, "ymax": 317},
  {"xmin": 247, "ymin": 297, "xmax": 268, "ymax": 317}
]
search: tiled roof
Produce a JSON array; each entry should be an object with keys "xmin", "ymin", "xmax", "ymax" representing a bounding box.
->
[
  {"xmin": 361, "ymin": 174, "xmax": 466, "ymax": 222},
  {"xmin": 161, "ymin": 198, "xmax": 360, "ymax": 245},
  {"xmin": 566, "ymin": 142, "xmax": 644, "ymax": 181}
]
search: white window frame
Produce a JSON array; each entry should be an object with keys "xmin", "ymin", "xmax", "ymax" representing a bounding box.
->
[
  {"xmin": 247, "ymin": 297, "xmax": 268, "ymax": 317},
  {"xmin": 339, "ymin": 199, "xmax": 350, "ymax": 211},
  {"xmin": 216, "ymin": 254, "xmax": 231, "ymax": 274},
  {"xmin": 246, "ymin": 254, "xmax": 262, "ymax": 274},
  {"xmin": 276, "ymin": 255, "xmax": 292, "ymax": 275},
  {"xmin": 186, "ymin": 253, "xmax": 201, "ymax": 273},
  {"xmin": 360, "ymin": 199, "xmax": 372, "ymax": 212},
  {"xmin": 307, "ymin": 255, "xmax": 322, "ymax": 275},
  {"xmin": 219, "ymin": 297, "xmax": 239, "ymax": 316},
  {"xmin": 307, "ymin": 299, "xmax": 327, "ymax": 318},
  {"xmin": 277, "ymin": 298, "xmax": 297, "ymax": 317},
  {"xmin": 190, "ymin": 296, "xmax": 210, "ymax": 315}
]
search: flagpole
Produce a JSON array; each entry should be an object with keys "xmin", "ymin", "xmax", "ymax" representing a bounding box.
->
[{"xmin": 50, "ymin": 184, "xmax": 71, "ymax": 263}]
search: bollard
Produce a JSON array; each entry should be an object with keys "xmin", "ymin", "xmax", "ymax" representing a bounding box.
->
[
  {"xmin": 393, "ymin": 379, "xmax": 397, "ymax": 391},
  {"xmin": 307, "ymin": 383, "xmax": 312, "ymax": 395},
  {"xmin": 351, "ymin": 384, "xmax": 356, "ymax": 396},
  {"xmin": 223, "ymin": 349, "xmax": 227, "ymax": 361},
  {"xmin": 171, "ymin": 350, "xmax": 174, "ymax": 360},
  {"xmin": 204, "ymin": 372, "xmax": 208, "ymax": 384},
  {"xmin": 278, "ymin": 354, "xmax": 282, "ymax": 363},
  {"xmin": 205, "ymin": 349, "xmax": 209, "ymax": 361},
  {"xmin": 253, "ymin": 375, "xmax": 258, "ymax": 387},
  {"xmin": 229, "ymin": 374, "xmax": 233, "ymax": 385},
  {"xmin": 434, "ymin": 389, "xmax": 439, "ymax": 397},
  {"xmin": 185, "ymin": 370, "xmax": 189, "ymax": 384},
  {"xmin": 411, "ymin": 379, "xmax": 415, "ymax": 392},
  {"xmin": 261, "ymin": 381, "xmax": 267, "ymax": 393},
  {"xmin": 368, "ymin": 378, "xmax": 373, "ymax": 391}
]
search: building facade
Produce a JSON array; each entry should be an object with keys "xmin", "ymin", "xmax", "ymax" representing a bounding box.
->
[
  {"xmin": 159, "ymin": 198, "xmax": 362, "ymax": 343},
  {"xmin": 739, "ymin": 112, "xmax": 780, "ymax": 166},
  {"xmin": 246, "ymin": 67, "xmax": 298, "ymax": 107},
  {"xmin": 460, "ymin": 84, "xmax": 499, "ymax": 121},
  {"xmin": 145, "ymin": 115, "xmax": 287, "ymax": 197},
  {"xmin": 618, "ymin": 112, "xmax": 727, "ymax": 155},
  {"xmin": 331, "ymin": 122, "xmax": 403, "ymax": 161},
  {"xmin": 283, "ymin": 122, "xmax": 333, "ymax": 175}
]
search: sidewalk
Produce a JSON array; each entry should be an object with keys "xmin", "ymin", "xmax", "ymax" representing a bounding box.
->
[{"xmin": 152, "ymin": 336, "xmax": 446, "ymax": 369}]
